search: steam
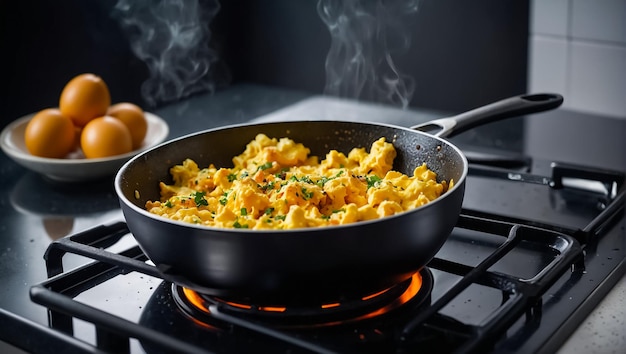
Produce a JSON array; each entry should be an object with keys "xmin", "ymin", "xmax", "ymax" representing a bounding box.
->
[
  {"xmin": 112, "ymin": 0, "xmax": 222, "ymax": 107},
  {"xmin": 317, "ymin": 0, "xmax": 419, "ymax": 109}
]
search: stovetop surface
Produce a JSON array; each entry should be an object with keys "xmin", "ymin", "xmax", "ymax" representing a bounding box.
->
[{"xmin": 0, "ymin": 84, "xmax": 624, "ymax": 353}]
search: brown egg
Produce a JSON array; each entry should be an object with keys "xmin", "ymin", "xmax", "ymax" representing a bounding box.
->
[
  {"xmin": 59, "ymin": 73, "xmax": 111, "ymax": 127},
  {"xmin": 107, "ymin": 102, "xmax": 148, "ymax": 149},
  {"xmin": 80, "ymin": 116, "xmax": 132, "ymax": 158},
  {"xmin": 24, "ymin": 108, "xmax": 76, "ymax": 158}
]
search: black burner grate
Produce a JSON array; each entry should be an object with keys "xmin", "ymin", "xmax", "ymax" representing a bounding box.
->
[{"xmin": 28, "ymin": 214, "xmax": 583, "ymax": 354}]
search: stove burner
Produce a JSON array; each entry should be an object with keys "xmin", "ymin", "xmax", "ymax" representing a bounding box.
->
[{"xmin": 173, "ymin": 269, "xmax": 433, "ymax": 328}]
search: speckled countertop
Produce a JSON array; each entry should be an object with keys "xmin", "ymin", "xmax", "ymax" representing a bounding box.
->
[{"xmin": 558, "ymin": 273, "xmax": 626, "ymax": 354}]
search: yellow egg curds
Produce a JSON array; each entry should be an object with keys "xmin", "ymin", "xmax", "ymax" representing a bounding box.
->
[{"xmin": 145, "ymin": 134, "xmax": 452, "ymax": 230}]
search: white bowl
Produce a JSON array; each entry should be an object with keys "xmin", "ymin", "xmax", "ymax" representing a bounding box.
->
[{"xmin": 1, "ymin": 112, "xmax": 169, "ymax": 182}]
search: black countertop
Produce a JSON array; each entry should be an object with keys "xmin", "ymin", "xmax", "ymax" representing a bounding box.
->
[{"xmin": 1, "ymin": 84, "xmax": 624, "ymax": 353}]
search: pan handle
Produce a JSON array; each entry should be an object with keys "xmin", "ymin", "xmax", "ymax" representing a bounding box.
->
[{"xmin": 410, "ymin": 93, "xmax": 564, "ymax": 139}]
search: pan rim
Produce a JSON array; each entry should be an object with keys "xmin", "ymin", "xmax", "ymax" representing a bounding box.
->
[{"xmin": 114, "ymin": 119, "xmax": 469, "ymax": 234}]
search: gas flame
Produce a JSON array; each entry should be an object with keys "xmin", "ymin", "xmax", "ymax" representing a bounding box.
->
[
  {"xmin": 317, "ymin": 0, "xmax": 420, "ymax": 109},
  {"xmin": 180, "ymin": 272, "xmax": 423, "ymax": 328},
  {"xmin": 111, "ymin": 0, "xmax": 224, "ymax": 107}
]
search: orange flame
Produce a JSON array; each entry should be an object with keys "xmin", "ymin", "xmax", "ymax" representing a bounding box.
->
[{"xmin": 181, "ymin": 272, "xmax": 423, "ymax": 327}]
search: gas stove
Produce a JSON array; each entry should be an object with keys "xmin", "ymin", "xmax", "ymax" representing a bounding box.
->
[
  {"xmin": 0, "ymin": 85, "xmax": 624, "ymax": 353},
  {"xmin": 12, "ymin": 157, "xmax": 624, "ymax": 354}
]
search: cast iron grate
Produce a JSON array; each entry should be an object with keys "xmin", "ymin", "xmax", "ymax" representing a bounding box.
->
[
  {"xmin": 29, "ymin": 214, "xmax": 583, "ymax": 354},
  {"xmin": 27, "ymin": 161, "xmax": 625, "ymax": 353},
  {"xmin": 467, "ymin": 160, "xmax": 625, "ymax": 244}
]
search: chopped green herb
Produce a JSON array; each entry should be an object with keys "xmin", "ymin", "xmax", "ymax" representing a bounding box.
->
[
  {"xmin": 275, "ymin": 215, "xmax": 286, "ymax": 221},
  {"xmin": 332, "ymin": 208, "xmax": 345, "ymax": 213},
  {"xmin": 316, "ymin": 170, "xmax": 344, "ymax": 187},
  {"xmin": 233, "ymin": 220, "xmax": 249, "ymax": 229},
  {"xmin": 316, "ymin": 176, "xmax": 329, "ymax": 187},
  {"xmin": 301, "ymin": 187, "xmax": 313, "ymax": 200},
  {"xmin": 227, "ymin": 173, "xmax": 238, "ymax": 182},
  {"xmin": 366, "ymin": 175, "xmax": 382, "ymax": 189},
  {"xmin": 241, "ymin": 171, "xmax": 249, "ymax": 178},
  {"xmin": 275, "ymin": 168, "xmax": 289, "ymax": 179},
  {"xmin": 219, "ymin": 191, "xmax": 229, "ymax": 205},
  {"xmin": 288, "ymin": 175, "xmax": 314, "ymax": 184},
  {"xmin": 264, "ymin": 207, "xmax": 275, "ymax": 215},
  {"xmin": 260, "ymin": 181, "xmax": 275, "ymax": 191},
  {"xmin": 240, "ymin": 208, "xmax": 247, "ymax": 216},
  {"xmin": 257, "ymin": 162, "xmax": 273, "ymax": 171},
  {"xmin": 321, "ymin": 215, "xmax": 331, "ymax": 220},
  {"xmin": 164, "ymin": 200, "xmax": 173, "ymax": 208},
  {"xmin": 193, "ymin": 191, "xmax": 208, "ymax": 207}
]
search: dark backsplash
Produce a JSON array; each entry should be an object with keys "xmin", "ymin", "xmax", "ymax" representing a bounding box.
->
[
  {"xmin": 0, "ymin": 0, "xmax": 528, "ymax": 128},
  {"xmin": 216, "ymin": 0, "xmax": 529, "ymax": 112}
]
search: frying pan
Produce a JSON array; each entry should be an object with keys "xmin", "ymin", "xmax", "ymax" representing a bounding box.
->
[{"xmin": 115, "ymin": 93, "xmax": 563, "ymax": 304}]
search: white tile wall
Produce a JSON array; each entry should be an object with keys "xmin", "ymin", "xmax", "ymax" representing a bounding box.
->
[
  {"xmin": 572, "ymin": 0, "xmax": 626, "ymax": 43},
  {"xmin": 569, "ymin": 41, "xmax": 626, "ymax": 116},
  {"xmin": 529, "ymin": 36, "xmax": 569, "ymax": 95},
  {"xmin": 531, "ymin": 0, "xmax": 569, "ymax": 36},
  {"xmin": 529, "ymin": 0, "xmax": 626, "ymax": 118}
]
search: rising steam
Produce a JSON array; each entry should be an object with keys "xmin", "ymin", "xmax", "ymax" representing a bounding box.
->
[
  {"xmin": 112, "ymin": 0, "xmax": 222, "ymax": 107},
  {"xmin": 317, "ymin": 0, "xmax": 419, "ymax": 109}
]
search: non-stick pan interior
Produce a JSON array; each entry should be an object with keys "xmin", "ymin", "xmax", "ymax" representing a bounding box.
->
[{"xmin": 119, "ymin": 120, "xmax": 466, "ymax": 209}]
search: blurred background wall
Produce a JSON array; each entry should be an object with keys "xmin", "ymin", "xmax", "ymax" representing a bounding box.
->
[{"xmin": 1, "ymin": 0, "xmax": 533, "ymax": 128}]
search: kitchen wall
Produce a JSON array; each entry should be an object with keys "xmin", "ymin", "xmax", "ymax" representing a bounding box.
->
[
  {"xmin": 217, "ymin": 0, "xmax": 529, "ymax": 113},
  {"xmin": 529, "ymin": 0, "xmax": 626, "ymax": 119},
  {"xmin": 0, "ymin": 0, "xmax": 529, "ymax": 129}
]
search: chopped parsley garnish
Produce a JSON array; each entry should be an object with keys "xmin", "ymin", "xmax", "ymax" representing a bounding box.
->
[
  {"xmin": 241, "ymin": 171, "xmax": 249, "ymax": 178},
  {"xmin": 264, "ymin": 207, "xmax": 275, "ymax": 215},
  {"xmin": 257, "ymin": 162, "xmax": 273, "ymax": 171},
  {"xmin": 316, "ymin": 170, "xmax": 344, "ymax": 187},
  {"xmin": 275, "ymin": 168, "xmax": 289, "ymax": 179},
  {"xmin": 301, "ymin": 187, "xmax": 313, "ymax": 200},
  {"xmin": 233, "ymin": 220, "xmax": 248, "ymax": 229},
  {"xmin": 227, "ymin": 173, "xmax": 238, "ymax": 182},
  {"xmin": 240, "ymin": 208, "xmax": 247, "ymax": 216},
  {"xmin": 193, "ymin": 191, "xmax": 208, "ymax": 207},
  {"xmin": 332, "ymin": 208, "xmax": 345, "ymax": 213},
  {"xmin": 289, "ymin": 175, "xmax": 314, "ymax": 184},
  {"xmin": 219, "ymin": 191, "xmax": 230, "ymax": 206},
  {"xmin": 260, "ymin": 181, "xmax": 275, "ymax": 191},
  {"xmin": 275, "ymin": 215, "xmax": 286, "ymax": 221},
  {"xmin": 366, "ymin": 175, "xmax": 382, "ymax": 189}
]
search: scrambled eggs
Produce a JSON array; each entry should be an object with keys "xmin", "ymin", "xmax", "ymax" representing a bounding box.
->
[{"xmin": 145, "ymin": 134, "xmax": 452, "ymax": 230}]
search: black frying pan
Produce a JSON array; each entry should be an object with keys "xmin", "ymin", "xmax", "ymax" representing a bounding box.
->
[{"xmin": 115, "ymin": 93, "xmax": 563, "ymax": 304}]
